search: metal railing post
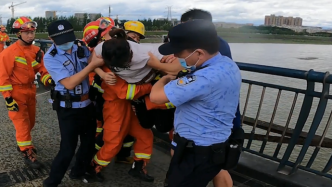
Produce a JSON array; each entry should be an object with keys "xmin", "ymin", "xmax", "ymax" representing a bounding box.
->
[
  {"xmin": 277, "ymin": 69, "xmax": 315, "ymax": 174},
  {"xmin": 291, "ymin": 72, "xmax": 330, "ymax": 174}
]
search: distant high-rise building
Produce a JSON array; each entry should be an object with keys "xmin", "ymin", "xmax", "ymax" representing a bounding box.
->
[
  {"xmin": 88, "ymin": 13, "xmax": 100, "ymax": 21},
  {"xmin": 74, "ymin": 13, "xmax": 85, "ymax": 20},
  {"xmin": 264, "ymin": 14, "xmax": 303, "ymax": 27},
  {"xmin": 45, "ymin": 11, "xmax": 56, "ymax": 19},
  {"xmin": 74, "ymin": 13, "xmax": 100, "ymax": 21}
]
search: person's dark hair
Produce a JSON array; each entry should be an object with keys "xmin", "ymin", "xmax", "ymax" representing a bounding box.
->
[
  {"xmin": 102, "ymin": 29, "xmax": 132, "ymax": 72},
  {"xmin": 180, "ymin": 9, "xmax": 213, "ymax": 22},
  {"xmin": 188, "ymin": 40, "xmax": 219, "ymax": 55},
  {"xmin": 108, "ymin": 28, "xmax": 127, "ymax": 39}
]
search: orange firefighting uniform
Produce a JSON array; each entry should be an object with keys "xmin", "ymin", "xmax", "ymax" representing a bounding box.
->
[
  {"xmin": 0, "ymin": 32, "xmax": 9, "ymax": 53},
  {"xmin": 0, "ymin": 41, "xmax": 52, "ymax": 151},
  {"xmin": 93, "ymin": 67, "xmax": 154, "ymax": 166}
]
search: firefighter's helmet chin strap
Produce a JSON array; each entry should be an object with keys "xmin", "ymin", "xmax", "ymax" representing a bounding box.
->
[{"xmin": 17, "ymin": 32, "xmax": 33, "ymax": 45}]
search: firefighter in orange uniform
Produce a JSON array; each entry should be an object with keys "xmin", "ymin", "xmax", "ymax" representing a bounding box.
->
[
  {"xmin": 0, "ymin": 25, "xmax": 10, "ymax": 53},
  {"xmin": 0, "ymin": 17, "xmax": 54, "ymax": 169},
  {"xmin": 83, "ymin": 18, "xmax": 138, "ymax": 165},
  {"xmin": 93, "ymin": 67, "xmax": 155, "ymax": 182},
  {"xmin": 83, "ymin": 18, "xmax": 115, "ymax": 141}
]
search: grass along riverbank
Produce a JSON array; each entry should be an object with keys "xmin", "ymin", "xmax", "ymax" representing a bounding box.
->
[{"xmin": 9, "ymin": 31, "xmax": 332, "ymax": 45}]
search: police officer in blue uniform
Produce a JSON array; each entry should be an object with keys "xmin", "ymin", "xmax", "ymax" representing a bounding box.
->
[
  {"xmin": 42, "ymin": 20, "xmax": 102, "ymax": 187},
  {"xmin": 150, "ymin": 20, "xmax": 242, "ymax": 187}
]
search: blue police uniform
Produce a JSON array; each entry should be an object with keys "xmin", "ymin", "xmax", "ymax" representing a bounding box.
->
[
  {"xmin": 165, "ymin": 53, "xmax": 241, "ymax": 146},
  {"xmin": 158, "ymin": 19, "xmax": 243, "ymax": 187},
  {"xmin": 44, "ymin": 44, "xmax": 91, "ymax": 108},
  {"xmin": 43, "ymin": 20, "xmax": 97, "ymax": 187}
]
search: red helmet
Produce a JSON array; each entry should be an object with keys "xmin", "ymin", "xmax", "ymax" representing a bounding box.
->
[
  {"xmin": 12, "ymin": 17, "xmax": 37, "ymax": 32},
  {"xmin": 83, "ymin": 19, "xmax": 114, "ymax": 47}
]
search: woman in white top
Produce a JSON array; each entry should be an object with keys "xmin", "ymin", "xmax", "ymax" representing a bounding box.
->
[{"xmin": 92, "ymin": 29, "xmax": 181, "ymax": 84}]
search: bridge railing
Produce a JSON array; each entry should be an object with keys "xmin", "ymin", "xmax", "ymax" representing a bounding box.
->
[
  {"xmin": 8, "ymin": 38, "xmax": 332, "ymax": 179},
  {"xmin": 239, "ymin": 62, "xmax": 332, "ymax": 179}
]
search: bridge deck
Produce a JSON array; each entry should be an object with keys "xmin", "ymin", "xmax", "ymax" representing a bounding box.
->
[{"xmin": 0, "ymin": 87, "xmax": 260, "ymax": 187}]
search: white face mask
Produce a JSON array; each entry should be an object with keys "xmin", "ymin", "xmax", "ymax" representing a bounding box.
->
[{"xmin": 178, "ymin": 50, "xmax": 199, "ymax": 71}]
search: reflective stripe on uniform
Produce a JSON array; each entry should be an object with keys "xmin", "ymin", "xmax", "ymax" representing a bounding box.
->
[
  {"xmin": 31, "ymin": 60, "xmax": 39, "ymax": 68},
  {"xmin": 15, "ymin": 57, "xmax": 27, "ymax": 65},
  {"xmin": 0, "ymin": 85, "xmax": 13, "ymax": 91},
  {"xmin": 93, "ymin": 155, "xmax": 110, "ymax": 166},
  {"xmin": 95, "ymin": 144, "xmax": 101, "ymax": 150},
  {"xmin": 123, "ymin": 141, "xmax": 134, "ymax": 148},
  {"xmin": 92, "ymin": 81, "xmax": 104, "ymax": 93},
  {"xmin": 96, "ymin": 127, "xmax": 103, "ymax": 133},
  {"xmin": 135, "ymin": 153, "xmax": 151, "ymax": 159},
  {"xmin": 17, "ymin": 141, "xmax": 32, "ymax": 147},
  {"xmin": 165, "ymin": 102, "xmax": 175, "ymax": 109},
  {"xmin": 41, "ymin": 74, "xmax": 51, "ymax": 85},
  {"xmin": 126, "ymin": 84, "xmax": 136, "ymax": 100}
]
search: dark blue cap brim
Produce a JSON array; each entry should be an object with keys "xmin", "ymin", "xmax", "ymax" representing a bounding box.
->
[
  {"xmin": 158, "ymin": 42, "xmax": 184, "ymax": 55},
  {"xmin": 52, "ymin": 31, "xmax": 76, "ymax": 45}
]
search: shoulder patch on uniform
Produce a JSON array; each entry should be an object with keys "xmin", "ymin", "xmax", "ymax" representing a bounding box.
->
[
  {"xmin": 63, "ymin": 60, "xmax": 71, "ymax": 66},
  {"xmin": 177, "ymin": 75, "xmax": 196, "ymax": 86}
]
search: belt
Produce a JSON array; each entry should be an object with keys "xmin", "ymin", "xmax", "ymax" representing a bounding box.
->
[
  {"xmin": 136, "ymin": 69, "xmax": 156, "ymax": 85},
  {"xmin": 173, "ymin": 134, "xmax": 227, "ymax": 155},
  {"xmin": 58, "ymin": 94, "xmax": 89, "ymax": 102}
]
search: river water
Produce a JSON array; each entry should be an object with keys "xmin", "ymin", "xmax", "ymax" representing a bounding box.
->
[{"xmin": 145, "ymin": 43, "xmax": 332, "ymax": 174}]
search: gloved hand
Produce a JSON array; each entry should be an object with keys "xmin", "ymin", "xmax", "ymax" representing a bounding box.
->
[
  {"xmin": 132, "ymin": 96, "xmax": 145, "ymax": 105},
  {"xmin": 47, "ymin": 78, "xmax": 55, "ymax": 87},
  {"xmin": 5, "ymin": 97, "xmax": 19, "ymax": 111}
]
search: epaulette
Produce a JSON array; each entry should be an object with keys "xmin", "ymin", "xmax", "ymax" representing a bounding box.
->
[{"xmin": 49, "ymin": 47, "xmax": 57, "ymax": 57}]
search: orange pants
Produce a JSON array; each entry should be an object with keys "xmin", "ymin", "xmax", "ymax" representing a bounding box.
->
[
  {"xmin": 9, "ymin": 85, "xmax": 36, "ymax": 151},
  {"xmin": 0, "ymin": 44, "xmax": 4, "ymax": 53},
  {"xmin": 94, "ymin": 99, "xmax": 153, "ymax": 166}
]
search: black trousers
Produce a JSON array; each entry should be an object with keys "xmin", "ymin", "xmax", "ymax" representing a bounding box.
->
[
  {"xmin": 167, "ymin": 150, "xmax": 224, "ymax": 187},
  {"xmin": 44, "ymin": 104, "xmax": 96, "ymax": 186}
]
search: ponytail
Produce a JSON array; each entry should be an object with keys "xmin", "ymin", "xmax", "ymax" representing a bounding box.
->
[{"xmin": 108, "ymin": 28, "xmax": 127, "ymax": 40}]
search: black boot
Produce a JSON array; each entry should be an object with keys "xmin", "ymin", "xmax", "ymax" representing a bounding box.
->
[
  {"xmin": 128, "ymin": 160, "xmax": 154, "ymax": 182},
  {"xmin": 21, "ymin": 148, "xmax": 41, "ymax": 169},
  {"xmin": 79, "ymin": 162, "xmax": 105, "ymax": 183}
]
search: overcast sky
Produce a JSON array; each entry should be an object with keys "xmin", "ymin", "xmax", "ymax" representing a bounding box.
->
[{"xmin": 1, "ymin": 0, "xmax": 331, "ymax": 28}]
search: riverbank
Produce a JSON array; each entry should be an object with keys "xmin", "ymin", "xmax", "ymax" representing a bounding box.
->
[{"xmin": 9, "ymin": 31, "xmax": 332, "ymax": 45}]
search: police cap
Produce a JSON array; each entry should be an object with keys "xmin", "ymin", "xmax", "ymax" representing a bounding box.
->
[
  {"xmin": 47, "ymin": 20, "xmax": 76, "ymax": 45},
  {"xmin": 158, "ymin": 19, "xmax": 218, "ymax": 55}
]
